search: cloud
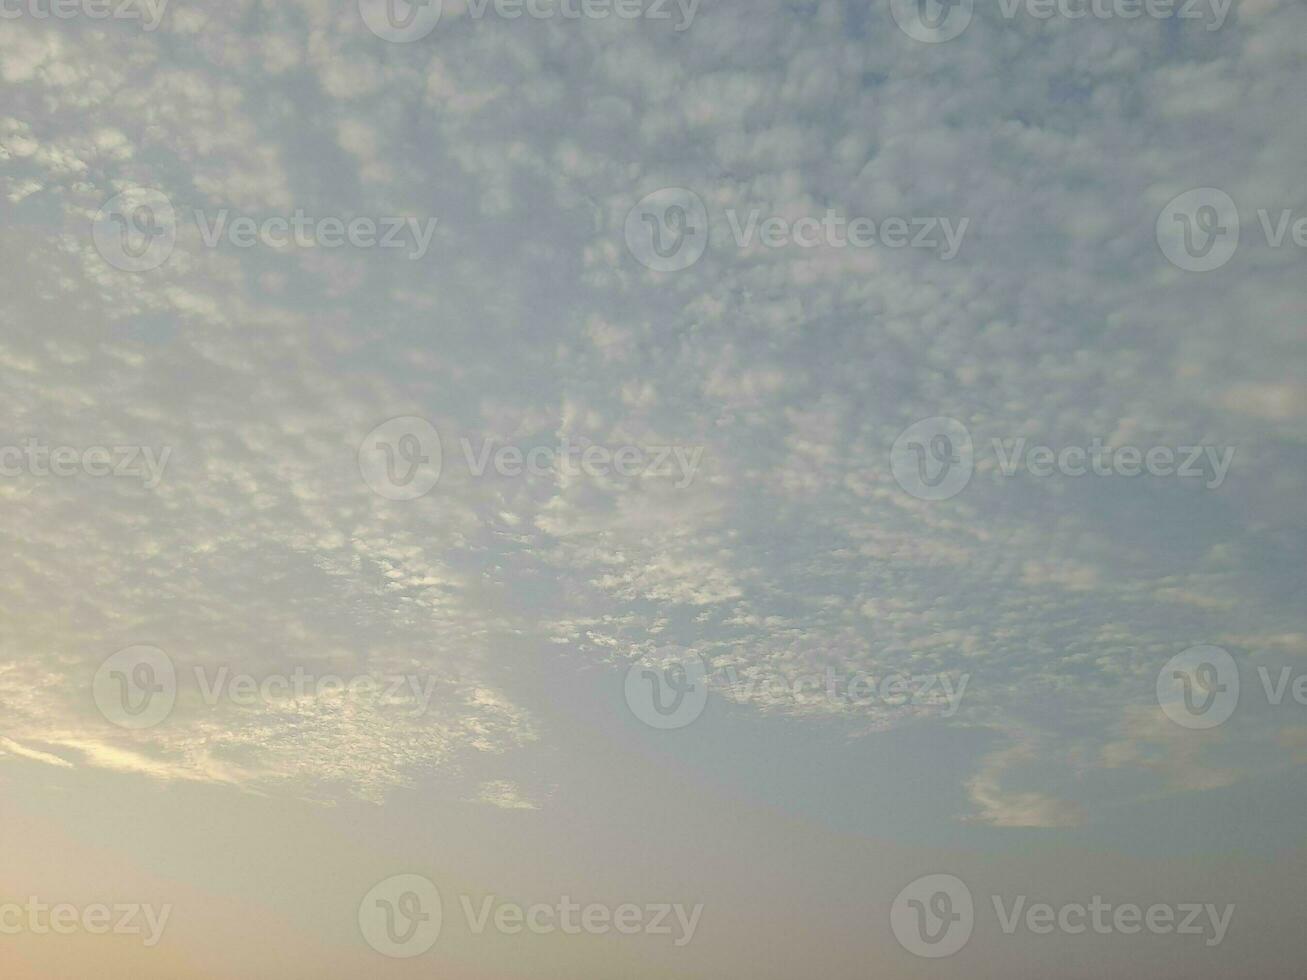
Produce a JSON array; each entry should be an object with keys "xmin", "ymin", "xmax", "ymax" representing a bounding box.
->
[
  {"xmin": 467, "ymin": 780, "xmax": 541, "ymax": 811},
  {"xmin": 0, "ymin": 0, "xmax": 1303, "ymax": 827},
  {"xmin": 0, "ymin": 736, "xmax": 74, "ymax": 769},
  {"xmin": 966, "ymin": 740, "xmax": 1085, "ymax": 829}
]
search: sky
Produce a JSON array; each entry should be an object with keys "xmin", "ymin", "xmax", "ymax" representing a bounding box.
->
[{"xmin": 0, "ymin": 0, "xmax": 1305, "ymax": 977}]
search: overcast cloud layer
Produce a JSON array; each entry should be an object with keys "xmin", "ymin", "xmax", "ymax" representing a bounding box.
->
[{"xmin": 1, "ymin": 0, "xmax": 1304, "ymax": 976}]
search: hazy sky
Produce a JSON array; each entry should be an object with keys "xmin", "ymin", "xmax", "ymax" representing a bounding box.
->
[{"xmin": 1, "ymin": 0, "xmax": 1305, "ymax": 977}]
